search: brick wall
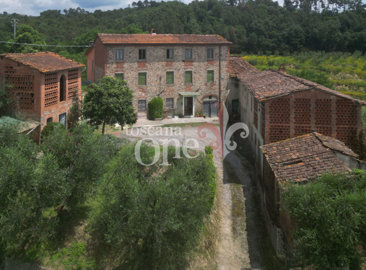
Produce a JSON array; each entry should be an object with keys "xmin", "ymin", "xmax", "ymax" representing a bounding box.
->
[
  {"xmin": 264, "ymin": 90, "xmax": 362, "ymax": 146},
  {"xmin": 0, "ymin": 58, "xmax": 82, "ymax": 128}
]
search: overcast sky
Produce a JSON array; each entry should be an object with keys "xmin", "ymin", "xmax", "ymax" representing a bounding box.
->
[{"xmin": 0, "ymin": 0, "xmax": 193, "ymax": 16}]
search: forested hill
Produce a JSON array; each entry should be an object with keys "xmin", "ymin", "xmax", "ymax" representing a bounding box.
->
[{"xmin": 0, "ymin": 0, "xmax": 365, "ymax": 56}]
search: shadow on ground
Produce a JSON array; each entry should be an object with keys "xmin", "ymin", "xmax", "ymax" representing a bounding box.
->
[{"xmin": 223, "ymin": 137, "xmax": 286, "ymax": 270}]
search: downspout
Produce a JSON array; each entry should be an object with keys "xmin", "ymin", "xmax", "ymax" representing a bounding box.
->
[{"xmin": 218, "ymin": 45, "xmax": 222, "ymax": 109}]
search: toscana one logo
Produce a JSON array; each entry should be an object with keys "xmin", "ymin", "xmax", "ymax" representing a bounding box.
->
[{"xmin": 130, "ymin": 104, "xmax": 249, "ymax": 166}]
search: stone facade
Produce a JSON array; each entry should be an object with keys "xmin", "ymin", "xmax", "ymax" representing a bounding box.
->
[
  {"xmin": 0, "ymin": 52, "xmax": 83, "ymax": 129},
  {"xmin": 86, "ymin": 33, "xmax": 231, "ymax": 117}
]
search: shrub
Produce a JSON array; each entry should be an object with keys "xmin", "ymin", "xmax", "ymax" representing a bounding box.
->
[
  {"xmin": 90, "ymin": 143, "xmax": 216, "ymax": 269},
  {"xmin": 282, "ymin": 172, "xmax": 366, "ymax": 269},
  {"xmin": 41, "ymin": 122, "xmax": 65, "ymax": 142},
  {"xmin": 148, "ymin": 96, "xmax": 164, "ymax": 120}
]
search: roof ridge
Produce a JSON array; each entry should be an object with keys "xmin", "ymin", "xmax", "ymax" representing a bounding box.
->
[{"xmin": 271, "ymin": 69, "xmax": 366, "ymax": 104}]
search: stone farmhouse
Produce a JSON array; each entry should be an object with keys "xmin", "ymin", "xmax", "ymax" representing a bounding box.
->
[
  {"xmin": 0, "ymin": 52, "xmax": 83, "ymax": 129},
  {"xmin": 85, "ymin": 32, "xmax": 231, "ymax": 118},
  {"xmin": 260, "ymin": 132, "xmax": 366, "ymax": 256},
  {"xmin": 227, "ymin": 57, "xmax": 365, "ymax": 172}
]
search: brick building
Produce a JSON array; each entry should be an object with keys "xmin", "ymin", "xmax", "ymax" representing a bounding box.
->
[
  {"xmin": 260, "ymin": 132, "xmax": 366, "ymax": 256},
  {"xmin": 86, "ymin": 33, "xmax": 231, "ymax": 117},
  {"xmin": 227, "ymin": 57, "xmax": 365, "ymax": 170},
  {"xmin": 0, "ymin": 52, "xmax": 83, "ymax": 128}
]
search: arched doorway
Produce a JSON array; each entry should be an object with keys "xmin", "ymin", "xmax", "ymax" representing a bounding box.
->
[
  {"xmin": 60, "ymin": 75, "xmax": 66, "ymax": 102},
  {"xmin": 202, "ymin": 96, "xmax": 218, "ymax": 117}
]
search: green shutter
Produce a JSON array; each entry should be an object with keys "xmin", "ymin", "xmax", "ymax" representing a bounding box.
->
[
  {"xmin": 138, "ymin": 73, "xmax": 146, "ymax": 85},
  {"xmin": 185, "ymin": 71, "xmax": 192, "ymax": 84},
  {"xmin": 115, "ymin": 73, "xmax": 124, "ymax": 81},
  {"xmin": 166, "ymin": 71, "xmax": 174, "ymax": 84},
  {"xmin": 207, "ymin": 70, "xmax": 214, "ymax": 82}
]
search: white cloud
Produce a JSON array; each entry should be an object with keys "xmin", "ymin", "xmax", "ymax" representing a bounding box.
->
[{"xmin": 0, "ymin": 0, "xmax": 129, "ymax": 15}]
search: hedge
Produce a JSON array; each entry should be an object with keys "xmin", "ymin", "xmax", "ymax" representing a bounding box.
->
[{"xmin": 148, "ymin": 97, "xmax": 163, "ymax": 120}]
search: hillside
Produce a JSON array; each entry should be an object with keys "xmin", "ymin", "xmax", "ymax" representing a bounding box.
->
[{"xmin": 0, "ymin": 0, "xmax": 366, "ymax": 56}]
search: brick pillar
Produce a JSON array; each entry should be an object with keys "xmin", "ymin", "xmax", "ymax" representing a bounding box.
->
[
  {"xmin": 331, "ymin": 96, "xmax": 336, "ymax": 137},
  {"xmin": 289, "ymin": 94, "xmax": 295, "ymax": 137},
  {"xmin": 264, "ymin": 102, "xmax": 270, "ymax": 144},
  {"xmin": 310, "ymin": 90, "xmax": 316, "ymax": 132}
]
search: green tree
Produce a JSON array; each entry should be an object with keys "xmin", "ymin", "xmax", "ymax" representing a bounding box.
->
[
  {"xmin": 282, "ymin": 172, "xmax": 366, "ymax": 269},
  {"xmin": 0, "ymin": 126, "xmax": 69, "ymax": 261},
  {"xmin": 83, "ymin": 77, "xmax": 136, "ymax": 134},
  {"xmin": 90, "ymin": 144, "xmax": 216, "ymax": 269},
  {"xmin": 6, "ymin": 24, "xmax": 46, "ymax": 53},
  {"xmin": 0, "ymin": 77, "xmax": 11, "ymax": 116},
  {"xmin": 41, "ymin": 124, "xmax": 118, "ymax": 208}
]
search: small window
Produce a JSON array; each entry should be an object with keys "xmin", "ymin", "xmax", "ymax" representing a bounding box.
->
[
  {"xmin": 185, "ymin": 48, "xmax": 192, "ymax": 60},
  {"xmin": 166, "ymin": 98, "xmax": 174, "ymax": 109},
  {"xmin": 138, "ymin": 72, "xmax": 147, "ymax": 85},
  {"xmin": 139, "ymin": 49, "xmax": 146, "ymax": 60},
  {"xmin": 138, "ymin": 100, "xmax": 147, "ymax": 112},
  {"xmin": 207, "ymin": 48, "xmax": 214, "ymax": 60},
  {"xmin": 47, "ymin": 117, "xmax": 53, "ymax": 123},
  {"xmin": 207, "ymin": 70, "xmax": 214, "ymax": 83},
  {"xmin": 60, "ymin": 75, "xmax": 66, "ymax": 102},
  {"xmin": 115, "ymin": 49, "xmax": 124, "ymax": 61},
  {"xmin": 59, "ymin": 113, "xmax": 66, "ymax": 126},
  {"xmin": 166, "ymin": 48, "xmax": 174, "ymax": 59},
  {"xmin": 115, "ymin": 73, "xmax": 124, "ymax": 81},
  {"xmin": 185, "ymin": 71, "xmax": 193, "ymax": 84},
  {"xmin": 166, "ymin": 71, "xmax": 174, "ymax": 84}
]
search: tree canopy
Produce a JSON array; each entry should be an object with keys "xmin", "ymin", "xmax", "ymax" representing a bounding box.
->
[
  {"xmin": 82, "ymin": 77, "xmax": 136, "ymax": 134},
  {"xmin": 282, "ymin": 171, "xmax": 366, "ymax": 269},
  {"xmin": 0, "ymin": 0, "xmax": 365, "ymax": 56}
]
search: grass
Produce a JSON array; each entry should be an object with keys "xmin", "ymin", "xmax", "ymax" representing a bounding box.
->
[{"xmin": 243, "ymin": 51, "xmax": 366, "ymax": 100}]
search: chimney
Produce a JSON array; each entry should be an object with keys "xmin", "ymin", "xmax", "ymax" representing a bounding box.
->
[{"xmin": 150, "ymin": 28, "xmax": 157, "ymax": 35}]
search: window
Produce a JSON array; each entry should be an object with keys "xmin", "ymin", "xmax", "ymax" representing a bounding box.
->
[
  {"xmin": 115, "ymin": 73, "xmax": 124, "ymax": 81},
  {"xmin": 47, "ymin": 117, "xmax": 53, "ymax": 123},
  {"xmin": 166, "ymin": 48, "xmax": 174, "ymax": 59},
  {"xmin": 60, "ymin": 75, "xmax": 66, "ymax": 101},
  {"xmin": 185, "ymin": 48, "xmax": 192, "ymax": 60},
  {"xmin": 139, "ymin": 49, "xmax": 146, "ymax": 60},
  {"xmin": 138, "ymin": 72, "xmax": 147, "ymax": 85},
  {"xmin": 166, "ymin": 71, "xmax": 174, "ymax": 84},
  {"xmin": 115, "ymin": 49, "xmax": 124, "ymax": 61},
  {"xmin": 166, "ymin": 98, "xmax": 174, "ymax": 109},
  {"xmin": 207, "ymin": 70, "xmax": 214, "ymax": 83},
  {"xmin": 207, "ymin": 48, "xmax": 214, "ymax": 59},
  {"xmin": 185, "ymin": 71, "xmax": 193, "ymax": 84},
  {"xmin": 138, "ymin": 100, "xmax": 147, "ymax": 112},
  {"xmin": 59, "ymin": 113, "xmax": 66, "ymax": 126}
]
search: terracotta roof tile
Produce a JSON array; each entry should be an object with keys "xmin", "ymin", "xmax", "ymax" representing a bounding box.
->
[
  {"xmin": 231, "ymin": 58, "xmax": 366, "ymax": 104},
  {"xmin": 0, "ymin": 52, "xmax": 84, "ymax": 73},
  {"xmin": 261, "ymin": 132, "xmax": 357, "ymax": 184},
  {"xmin": 97, "ymin": 33, "xmax": 232, "ymax": 45},
  {"xmin": 228, "ymin": 57, "xmax": 259, "ymax": 77}
]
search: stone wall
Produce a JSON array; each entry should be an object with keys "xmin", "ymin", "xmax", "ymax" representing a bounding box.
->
[{"xmin": 102, "ymin": 44, "xmax": 230, "ymax": 114}]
